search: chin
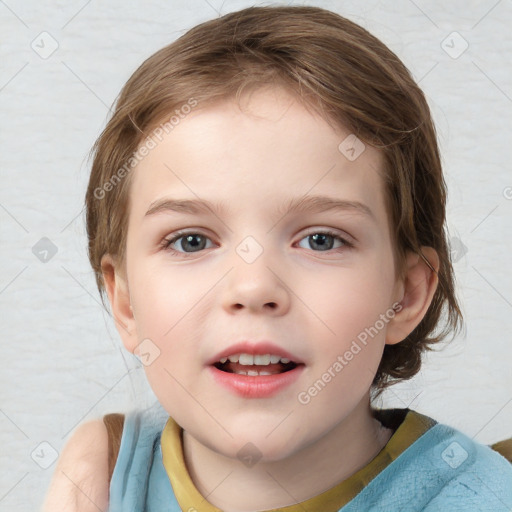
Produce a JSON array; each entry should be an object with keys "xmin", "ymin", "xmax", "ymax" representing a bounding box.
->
[
  {"xmin": 214, "ymin": 424, "xmax": 309, "ymax": 464},
  {"xmin": 220, "ymin": 439, "xmax": 299, "ymax": 464}
]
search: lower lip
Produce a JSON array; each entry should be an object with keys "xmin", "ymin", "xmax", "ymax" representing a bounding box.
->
[{"xmin": 208, "ymin": 364, "xmax": 305, "ymax": 398}]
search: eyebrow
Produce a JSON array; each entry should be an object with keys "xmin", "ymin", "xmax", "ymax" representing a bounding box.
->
[{"xmin": 144, "ymin": 195, "xmax": 375, "ymax": 222}]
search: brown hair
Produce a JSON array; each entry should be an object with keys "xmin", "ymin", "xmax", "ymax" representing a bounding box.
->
[{"xmin": 85, "ymin": 5, "xmax": 462, "ymax": 398}]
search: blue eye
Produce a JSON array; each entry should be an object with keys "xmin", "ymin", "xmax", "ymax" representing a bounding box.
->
[
  {"xmin": 162, "ymin": 232, "xmax": 214, "ymax": 253},
  {"xmin": 161, "ymin": 229, "xmax": 352, "ymax": 256},
  {"xmin": 297, "ymin": 231, "xmax": 352, "ymax": 252}
]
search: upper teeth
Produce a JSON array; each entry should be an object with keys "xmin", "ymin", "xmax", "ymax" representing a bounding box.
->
[{"xmin": 219, "ymin": 353, "xmax": 291, "ymax": 365}]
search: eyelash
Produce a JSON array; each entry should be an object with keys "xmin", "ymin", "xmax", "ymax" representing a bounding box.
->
[{"xmin": 160, "ymin": 229, "xmax": 354, "ymax": 257}]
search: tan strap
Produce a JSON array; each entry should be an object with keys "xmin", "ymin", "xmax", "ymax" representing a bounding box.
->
[
  {"xmin": 103, "ymin": 413, "xmax": 125, "ymax": 483},
  {"xmin": 490, "ymin": 438, "xmax": 512, "ymax": 463}
]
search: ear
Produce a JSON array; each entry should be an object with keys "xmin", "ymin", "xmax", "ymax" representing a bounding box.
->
[
  {"xmin": 386, "ymin": 246, "xmax": 439, "ymax": 345},
  {"xmin": 101, "ymin": 254, "xmax": 139, "ymax": 354}
]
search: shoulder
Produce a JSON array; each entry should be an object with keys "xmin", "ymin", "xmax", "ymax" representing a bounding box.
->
[
  {"xmin": 42, "ymin": 419, "xmax": 110, "ymax": 512},
  {"xmin": 423, "ymin": 426, "xmax": 512, "ymax": 510}
]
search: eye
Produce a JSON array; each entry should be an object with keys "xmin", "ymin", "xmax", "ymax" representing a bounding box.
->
[
  {"xmin": 296, "ymin": 230, "xmax": 353, "ymax": 252},
  {"xmin": 161, "ymin": 229, "xmax": 353, "ymax": 256},
  {"xmin": 162, "ymin": 231, "xmax": 214, "ymax": 254}
]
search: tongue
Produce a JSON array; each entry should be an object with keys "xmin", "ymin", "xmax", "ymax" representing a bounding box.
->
[{"xmin": 225, "ymin": 362, "xmax": 287, "ymax": 375}]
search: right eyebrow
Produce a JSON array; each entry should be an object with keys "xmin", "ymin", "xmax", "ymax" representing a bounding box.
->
[{"xmin": 144, "ymin": 198, "xmax": 229, "ymax": 218}]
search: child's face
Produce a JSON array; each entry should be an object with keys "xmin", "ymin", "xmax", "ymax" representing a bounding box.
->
[{"xmin": 117, "ymin": 86, "xmax": 404, "ymax": 460}]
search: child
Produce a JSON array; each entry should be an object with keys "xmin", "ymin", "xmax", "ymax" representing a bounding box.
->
[{"xmin": 43, "ymin": 5, "xmax": 512, "ymax": 511}]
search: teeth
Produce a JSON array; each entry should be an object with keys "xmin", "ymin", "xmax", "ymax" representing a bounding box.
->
[
  {"xmin": 221, "ymin": 353, "xmax": 293, "ymax": 366},
  {"xmin": 239, "ymin": 353, "xmax": 254, "ymax": 365},
  {"xmin": 254, "ymin": 354, "xmax": 270, "ymax": 365},
  {"xmin": 234, "ymin": 369, "xmax": 273, "ymax": 376}
]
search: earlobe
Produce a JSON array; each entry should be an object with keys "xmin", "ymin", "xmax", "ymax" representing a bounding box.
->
[
  {"xmin": 100, "ymin": 254, "xmax": 139, "ymax": 354},
  {"xmin": 386, "ymin": 247, "xmax": 439, "ymax": 345}
]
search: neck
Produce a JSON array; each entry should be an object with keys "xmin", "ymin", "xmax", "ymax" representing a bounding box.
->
[{"xmin": 182, "ymin": 398, "xmax": 394, "ymax": 511}]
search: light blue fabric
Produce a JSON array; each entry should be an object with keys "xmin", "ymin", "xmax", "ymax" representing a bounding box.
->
[
  {"xmin": 108, "ymin": 403, "xmax": 512, "ymax": 511},
  {"xmin": 341, "ymin": 422, "xmax": 512, "ymax": 511},
  {"xmin": 108, "ymin": 401, "xmax": 182, "ymax": 512}
]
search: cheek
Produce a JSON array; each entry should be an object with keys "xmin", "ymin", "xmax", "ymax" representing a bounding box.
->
[
  {"xmin": 302, "ymin": 272, "xmax": 392, "ymax": 407},
  {"xmin": 308, "ymin": 263, "xmax": 395, "ymax": 335},
  {"xmin": 129, "ymin": 261, "xmax": 213, "ymax": 367},
  {"xmin": 129, "ymin": 263, "xmax": 207, "ymax": 412},
  {"xmin": 130, "ymin": 260, "xmax": 203, "ymax": 330},
  {"xmin": 302, "ymin": 266, "xmax": 396, "ymax": 393}
]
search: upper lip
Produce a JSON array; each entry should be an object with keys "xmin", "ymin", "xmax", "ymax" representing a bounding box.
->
[{"xmin": 206, "ymin": 341, "xmax": 304, "ymax": 366}]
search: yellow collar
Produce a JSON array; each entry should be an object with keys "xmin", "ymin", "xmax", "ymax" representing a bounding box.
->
[{"xmin": 160, "ymin": 408, "xmax": 436, "ymax": 511}]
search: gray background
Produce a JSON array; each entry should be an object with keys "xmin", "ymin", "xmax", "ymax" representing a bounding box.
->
[{"xmin": 1, "ymin": 0, "xmax": 511, "ymax": 510}]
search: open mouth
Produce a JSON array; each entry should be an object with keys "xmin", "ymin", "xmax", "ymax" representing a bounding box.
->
[
  {"xmin": 209, "ymin": 352, "xmax": 305, "ymax": 397},
  {"xmin": 212, "ymin": 354, "xmax": 300, "ymax": 376}
]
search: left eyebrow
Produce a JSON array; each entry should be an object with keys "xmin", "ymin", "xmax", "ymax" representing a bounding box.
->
[
  {"xmin": 144, "ymin": 194, "xmax": 375, "ymax": 222},
  {"xmin": 278, "ymin": 194, "xmax": 375, "ymax": 222}
]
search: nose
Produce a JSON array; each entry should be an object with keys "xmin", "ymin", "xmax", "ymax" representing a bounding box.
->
[{"xmin": 222, "ymin": 253, "xmax": 291, "ymax": 316}]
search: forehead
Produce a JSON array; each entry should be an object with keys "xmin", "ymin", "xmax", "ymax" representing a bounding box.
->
[{"xmin": 128, "ymin": 87, "xmax": 387, "ymax": 223}]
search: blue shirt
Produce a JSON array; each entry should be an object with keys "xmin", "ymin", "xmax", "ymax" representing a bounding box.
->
[{"xmin": 108, "ymin": 402, "xmax": 512, "ymax": 511}]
